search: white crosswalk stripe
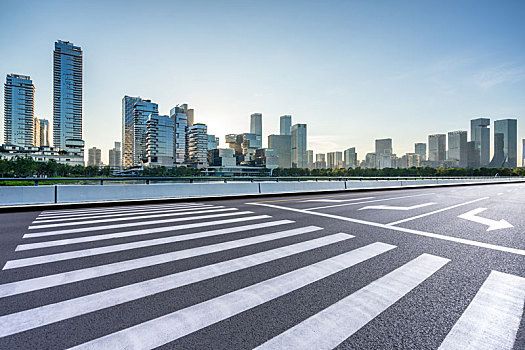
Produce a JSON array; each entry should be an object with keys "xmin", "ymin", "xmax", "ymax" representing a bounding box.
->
[
  {"xmin": 37, "ymin": 202, "xmax": 206, "ymax": 217},
  {"xmin": 438, "ymin": 271, "xmax": 525, "ymax": 350},
  {"xmin": 256, "ymin": 253, "xmax": 450, "ymax": 349}
]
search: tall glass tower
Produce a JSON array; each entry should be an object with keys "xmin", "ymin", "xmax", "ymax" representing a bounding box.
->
[
  {"xmin": 53, "ymin": 40, "xmax": 83, "ymax": 154},
  {"xmin": 494, "ymin": 119, "xmax": 518, "ymax": 168},
  {"xmin": 470, "ymin": 118, "xmax": 490, "ymax": 166},
  {"xmin": 291, "ymin": 123, "xmax": 307, "ymax": 168},
  {"xmin": 4, "ymin": 74, "xmax": 35, "ymax": 147}
]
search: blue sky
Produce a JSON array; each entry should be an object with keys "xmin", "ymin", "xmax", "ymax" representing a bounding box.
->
[{"xmin": 1, "ymin": 0, "xmax": 524, "ymax": 163}]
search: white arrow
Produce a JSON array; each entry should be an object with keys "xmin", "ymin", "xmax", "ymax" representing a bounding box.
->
[
  {"xmin": 358, "ymin": 202, "xmax": 436, "ymax": 211},
  {"xmin": 458, "ymin": 208, "xmax": 514, "ymax": 231}
]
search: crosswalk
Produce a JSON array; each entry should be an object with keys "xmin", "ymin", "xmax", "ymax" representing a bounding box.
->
[{"xmin": 0, "ymin": 201, "xmax": 524, "ymax": 349}]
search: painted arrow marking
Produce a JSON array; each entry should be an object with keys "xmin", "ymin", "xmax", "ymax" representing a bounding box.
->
[
  {"xmin": 358, "ymin": 202, "xmax": 436, "ymax": 211},
  {"xmin": 458, "ymin": 208, "xmax": 514, "ymax": 231}
]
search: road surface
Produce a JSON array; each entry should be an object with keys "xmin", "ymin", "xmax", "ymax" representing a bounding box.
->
[{"xmin": 0, "ymin": 182, "xmax": 524, "ymax": 349}]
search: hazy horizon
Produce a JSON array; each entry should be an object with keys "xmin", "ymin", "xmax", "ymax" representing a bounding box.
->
[{"xmin": 1, "ymin": 0, "xmax": 524, "ymax": 164}]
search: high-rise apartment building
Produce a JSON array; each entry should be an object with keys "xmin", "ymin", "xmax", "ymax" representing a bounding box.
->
[
  {"xmin": 327, "ymin": 151, "xmax": 343, "ymax": 169},
  {"xmin": 250, "ymin": 113, "xmax": 262, "ymax": 138},
  {"xmin": 37, "ymin": 119, "xmax": 50, "ymax": 147},
  {"xmin": 122, "ymin": 96, "xmax": 159, "ymax": 168},
  {"xmin": 448, "ymin": 131, "xmax": 467, "ymax": 167},
  {"xmin": 87, "ymin": 147, "xmax": 102, "ymax": 167},
  {"xmin": 315, "ymin": 153, "xmax": 326, "ymax": 169},
  {"xmin": 4, "ymin": 74, "xmax": 35, "ymax": 147},
  {"xmin": 145, "ymin": 114, "xmax": 174, "ymax": 167},
  {"xmin": 291, "ymin": 124, "xmax": 307, "ymax": 168},
  {"xmin": 375, "ymin": 138, "xmax": 392, "ymax": 168},
  {"xmin": 268, "ymin": 134, "xmax": 292, "ymax": 168},
  {"xmin": 187, "ymin": 123, "xmax": 208, "ymax": 168},
  {"xmin": 428, "ymin": 134, "xmax": 446, "ymax": 162},
  {"xmin": 306, "ymin": 150, "xmax": 314, "ymax": 169},
  {"xmin": 280, "ymin": 115, "xmax": 291, "ymax": 135},
  {"xmin": 470, "ymin": 118, "xmax": 490, "ymax": 166},
  {"xmin": 414, "ymin": 143, "xmax": 426, "ymax": 161},
  {"xmin": 493, "ymin": 119, "xmax": 518, "ymax": 168},
  {"xmin": 170, "ymin": 105, "xmax": 189, "ymax": 166},
  {"xmin": 186, "ymin": 108, "xmax": 194, "ymax": 127},
  {"xmin": 344, "ymin": 147, "xmax": 358, "ymax": 168},
  {"xmin": 53, "ymin": 41, "xmax": 83, "ymax": 156},
  {"xmin": 109, "ymin": 141, "xmax": 121, "ymax": 169}
]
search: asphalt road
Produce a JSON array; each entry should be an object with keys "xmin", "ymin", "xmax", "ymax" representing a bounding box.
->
[{"xmin": 0, "ymin": 182, "xmax": 524, "ymax": 349}]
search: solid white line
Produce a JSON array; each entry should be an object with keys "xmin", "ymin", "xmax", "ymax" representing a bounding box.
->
[
  {"xmin": 18, "ymin": 217, "xmax": 284, "ymax": 251},
  {"xmin": 438, "ymin": 271, "xmax": 525, "ymax": 350},
  {"xmin": 38, "ymin": 202, "xmax": 204, "ymax": 217},
  {"xmin": 386, "ymin": 197, "xmax": 489, "ymax": 226},
  {"xmin": 69, "ymin": 242, "xmax": 396, "ymax": 350},
  {"xmin": 0, "ymin": 231, "xmax": 348, "ymax": 338},
  {"xmin": 5, "ymin": 215, "xmax": 271, "ymax": 269},
  {"xmin": 23, "ymin": 211, "xmax": 255, "ymax": 239},
  {"xmin": 33, "ymin": 205, "xmax": 218, "ymax": 223},
  {"xmin": 252, "ymin": 203, "xmax": 525, "ymax": 256},
  {"xmin": 29, "ymin": 208, "xmax": 237, "ymax": 229},
  {"xmin": 304, "ymin": 197, "xmax": 375, "ymax": 203},
  {"xmin": 256, "ymin": 253, "xmax": 449, "ymax": 349},
  {"xmin": 305, "ymin": 193, "xmax": 436, "ymax": 211},
  {"xmin": 1, "ymin": 220, "xmax": 294, "ymax": 296},
  {"xmin": 357, "ymin": 202, "xmax": 436, "ymax": 211}
]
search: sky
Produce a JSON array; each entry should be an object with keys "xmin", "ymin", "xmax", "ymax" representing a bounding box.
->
[{"xmin": 1, "ymin": 0, "xmax": 524, "ymax": 164}]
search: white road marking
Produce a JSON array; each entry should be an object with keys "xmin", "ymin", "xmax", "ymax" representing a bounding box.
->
[
  {"xmin": 32, "ymin": 205, "xmax": 221, "ymax": 224},
  {"xmin": 457, "ymin": 208, "xmax": 514, "ymax": 231},
  {"xmin": 2, "ymin": 221, "xmax": 294, "ymax": 295},
  {"xmin": 387, "ymin": 197, "xmax": 489, "ymax": 226},
  {"xmin": 305, "ymin": 193, "xmax": 436, "ymax": 211},
  {"xmin": 18, "ymin": 217, "xmax": 287, "ymax": 251},
  {"xmin": 38, "ymin": 202, "xmax": 204, "ymax": 217},
  {"xmin": 439, "ymin": 271, "xmax": 525, "ymax": 350},
  {"xmin": 497, "ymin": 193, "xmax": 503, "ymax": 196},
  {"xmin": 5, "ymin": 216, "xmax": 273, "ymax": 269},
  {"xmin": 29, "ymin": 208, "xmax": 237, "ymax": 229},
  {"xmin": 23, "ymin": 211, "xmax": 255, "ymax": 239},
  {"xmin": 0, "ymin": 228, "xmax": 342, "ymax": 338},
  {"xmin": 304, "ymin": 197, "xmax": 375, "ymax": 203},
  {"xmin": 252, "ymin": 203, "xmax": 525, "ymax": 256},
  {"xmin": 257, "ymin": 253, "xmax": 449, "ymax": 349},
  {"xmin": 358, "ymin": 202, "xmax": 436, "ymax": 211},
  {"xmin": 69, "ymin": 242, "xmax": 396, "ymax": 350}
]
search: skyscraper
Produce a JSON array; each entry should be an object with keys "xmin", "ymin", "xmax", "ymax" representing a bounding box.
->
[
  {"xmin": 466, "ymin": 141, "xmax": 480, "ymax": 169},
  {"xmin": 448, "ymin": 131, "xmax": 467, "ymax": 167},
  {"xmin": 306, "ymin": 150, "xmax": 314, "ymax": 169},
  {"xmin": 428, "ymin": 134, "xmax": 446, "ymax": 162},
  {"xmin": 38, "ymin": 119, "xmax": 50, "ymax": 147},
  {"xmin": 327, "ymin": 151, "xmax": 343, "ymax": 169},
  {"xmin": 250, "ymin": 113, "xmax": 262, "ymax": 138},
  {"xmin": 280, "ymin": 115, "xmax": 291, "ymax": 136},
  {"xmin": 315, "ymin": 153, "xmax": 326, "ymax": 169},
  {"xmin": 268, "ymin": 134, "xmax": 291, "ymax": 168},
  {"xmin": 170, "ymin": 105, "xmax": 189, "ymax": 166},
  {"xmin": 493, "ymin": 119, "xmax": 518, "ymax": 168},
  {"xmin": 522, "ymin": 139, "xmax": 525, "ymax": 167},
  {"xmin": 470, "ymin": 118, "xmax": 490, "ymax": 166},
  {"xmin": 187, "ymin": 123, "xmax": 208, "ymax": 168},
  {"xmin": 53, "ymin": 40, "xmax": 83, "ymax": 155},
  {"xmin": 375, "ymin": 138, "xmax": 392, "ymax": 168},
  {"xmin": 291, "ymin": 124, "xmax": 307, "ymax": 168},
  {"xmin": 109, "ymin": 141, "xmax": 121, "ymax": 169},
  {"xmin": 344, "ymin": 147, "xmax": 358, "ymax": 168},
  {"xmin": 415, "ymin": 143, "xmax": 427, "ymax": 161},
  {"xmin": 87, "ymin": 147, "xmax": 102, "ymax": 166},
  {"xmin": 122, "ymin": 96, "xmax": 158, "ymax": 168},
  {"xmin": 145, "ymin": 115, "xmax": 174, "ymax": 167},
  {"xmin": 4, "ymin": 74, "xmax": 34, "ymax": 147}
]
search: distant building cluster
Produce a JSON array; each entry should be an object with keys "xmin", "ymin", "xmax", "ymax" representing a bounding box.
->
[{"xmin": 2, "ymin": 40, "xmax": 523, "ymax": 171}]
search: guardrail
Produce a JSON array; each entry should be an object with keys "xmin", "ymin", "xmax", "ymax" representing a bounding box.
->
[{"xmin": 0, "ymin": 176, "xmax": 516, "ymax": 186}]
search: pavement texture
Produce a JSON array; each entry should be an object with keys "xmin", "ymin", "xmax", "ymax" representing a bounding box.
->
[{"xmin": 0, "ymin": 182, "xmax": 524, "ymax": 349}]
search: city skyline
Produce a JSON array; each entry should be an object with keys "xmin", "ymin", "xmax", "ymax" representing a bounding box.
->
[{"xmin": 1, "ymin": 0, "xmax": 524, "ymax": 164}]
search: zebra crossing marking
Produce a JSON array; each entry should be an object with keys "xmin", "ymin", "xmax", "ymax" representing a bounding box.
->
[
  {"xmin": 37, "ymin": 202, "xmax": 205, "ymax": 217},
  {"xmin": 68, "ymin": 242, "xmax": 396, "ymax": 350},
  {"xmin": 0, "ymin": 231, "xmax": 348, "ymax": 338},
  {"xmin": 256, "ymin": 253, "xmax": 450, "ymax": 349}
]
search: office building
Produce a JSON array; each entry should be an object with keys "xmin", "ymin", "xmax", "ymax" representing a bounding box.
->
[
  {"xmin": 109, "ymin": 141, "xmax": 121, "ymax": 169},
  {"xmin": 327, "ymin": 151, "xmax": 343, "ymax": 169},
  {"xmin": 250, "ymin": 113, "xmax": 262, "ymax": 138},
  {"xmin": 375, "ymin": 138, "xmax": 393, "ymax": 168},
  {"xmin": 255, "ymin": 148, "xmax": 279, "ymax": 169},
  {"xmin": 344, "ymin": 147, "xmax": 358, "ymax": 168},
  {"xmin": 428, "ymin": 134, "xmax": 446, "ymax": 162},
  {"xmin": 493, "ymin": 119, "xmax": 518, "ymax": 168},
  {"xmin": 364, "ymin": 153, "xmax": 377, "ymax": 168},
  {"xmin": 268, "ymin": 134, "xmax": 291, "ymax": 168},
  {"xmin": 36, "ymin": 119, "xmax": 50, "ymax": 147},
  {"xmin": 280, "ymin": 115, "xmax": 291, "ymax": 135},
  {"xmin": 415, "ymin": 143, "xmax": 426, "ymax": 161},
  {"xmin": 470, "ymin": 118, "xmax": 490, "ymax": 166},
  {"xmin": 186, "ymin": 108, "xmax": 194, "ymax": 127},
  {"xmin": 208, "ymin": 148, "xmax": 236, "ymax": 167},
  {"xmin": 4, "ymin": 74, "xmax": 35, "ymax": 147},
  {"xmin": 448, "ymin": 131, "xmax": 467, "ymax": 167},
  {"xmin": 291, "ymin": 124, "xmax": 307, "ymax": 168},
  {"xmin": 170, "ymin": 105, "xmax": 189, "ymax": 166},
  {"xmin": 53, "ymin": 40, "xmax": 84, "ymax": 158},
  {"xmin": 489, "ymin": 133, "xmax": 505, "ymax": 168},
  {"xmin": 145, "ymin": 114, "xmax": 174, "ymax": 167},
  {"xmin": 523, "ymin": 139, "xmax": 525, "ymax": 167},
  {"xmin": 207, "ymin": 134, "xmax": 219, "ymax": 150},
  {"xmin": 122, "ymin": 96, "xmax": 159, "ymax": 168},
  {"xmin": 307, "ymin": 150, "xmax": 314, "ymax": 169},
  {"xmin": 315, "ymin": 153, "xmax": 326, "ymax": 169},
  {"xmin": 187, "ymin": 123, "xmax": 208, "ymax": 168},
  {"xmin": 87, "ymin": 147, "xmax": 102, "ymax": 167},
  {"xmin": 466, "ymin": 141, "xmax": 480, "ymax": 169}
]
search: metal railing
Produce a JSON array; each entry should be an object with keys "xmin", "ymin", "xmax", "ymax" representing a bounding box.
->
[{"xmin": 0, "ymin": 176, "xmax": 518, "ymax": 186}]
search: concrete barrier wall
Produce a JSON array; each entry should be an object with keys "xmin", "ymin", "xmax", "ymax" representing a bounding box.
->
[
  {"xmin": 0, "ymin": 186, "xmax": 55, "ymax": 205},
  {"xmin": 259, "ymin": 181, "xmax": 345, "ymax": 194}
]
